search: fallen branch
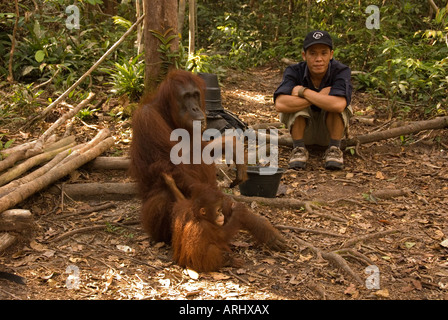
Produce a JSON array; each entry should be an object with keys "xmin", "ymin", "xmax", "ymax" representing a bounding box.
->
[
  {"xmin": 45, "ymin": 181, "xmax": 349, "ymax": 222},
  {"xmin": 332, "ymin": 248, "xmax": 374, "ymax": 266},
  {"xmin": 344, "ymin": 116, "xmax": 448, "ymax": 147},
  {"xmin": 38, "ymin": 92, "xmax": 96, "ymax": 143},
  {"xmin": 25, "ymin": 14, "xmax": 145, "ymax": 127},
  {"xmin": 48, "ymin": 220, "xmax": 139, "ymax": 243},
  {"xmin": 0, "ymin": 91, "xmax": 94, "ymax": 166},
  {"xmin": 232, "ymin": 194, "xmax": 311, "ymax": 210},
  {"xmin": 250, "ymin": 122, "xmax": 285, "ymax": 130},
  {"xmin": 250, "ymin": 116, "xmax": 448, "ymax": 148},
  {"xmin": 0, "ymin": 150, "xmax": 26, "ymax": 173},
  {"xmin": 57, "ymin": 128, "xmax": 111, "ymax": 167},
  {"xmin": 276, "ymin": 224, "xmax": 347, "ymax": 238},
  {"xmin": 54, "ymin": 202, "xmax": 116, "ymax": 219},
  {"xmin": 342, "ymin": 229, "xmax": 400, "ymax": 248}
]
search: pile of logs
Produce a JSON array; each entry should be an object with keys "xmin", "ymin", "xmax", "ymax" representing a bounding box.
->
[
  {"xmin": 0, "ymin": 16, "xmax": 145, "ymax": 253},
  {"xmin": 0, "ymin": 92, "xmax": 115, "ymax": 252}
]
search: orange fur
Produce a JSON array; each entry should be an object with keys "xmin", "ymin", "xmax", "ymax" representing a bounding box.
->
[{"xmin": 129, "ymin": 70, "xmax": 285, "ymax": 269}]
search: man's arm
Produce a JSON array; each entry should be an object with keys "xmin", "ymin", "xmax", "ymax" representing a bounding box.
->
[
  {"xmin": 275, "ymin": 86, "xmax": 344, "ymax": 113},
  {"xmin": 302, "ymin": 86, "xmax": 347, "ymax": 113},
  {"xmin": 274, "ymin": 85, "xmax": 312, "ymax": 113}
]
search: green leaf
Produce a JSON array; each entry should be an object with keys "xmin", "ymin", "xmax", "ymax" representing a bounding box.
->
[
  {"xmin": 22, "ymin": 65, "xmax": 35, "ymax": 76},
  {"xmin": 4, "ymin": 139, "xmax": 14, "ymax": 149},
  {"xmin": 35, "ymin": 50, "xmax": 45, "ymax": 63},
  {"xmin": 404, "ymin": 242, "xmax": 416, "ymax": 249},
  {"xmin": 33, "ymin": 21, "xmax": 42, "ymax": 39}
]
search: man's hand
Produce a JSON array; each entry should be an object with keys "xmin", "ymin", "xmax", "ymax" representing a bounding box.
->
[
  {"xmin": 275, "ymin": 86, "xmax": 335, "ymax": 114},
  {"xmin": 319, "ymin": 86, "xmax": 332, "ymax": 95},
  {"xmin": 291, "ymin": 85, "xmax": 304, "ymax": 97},
  {"xmin": 302, "ymin": 86, "xmax": 346, "ymax": 113}
]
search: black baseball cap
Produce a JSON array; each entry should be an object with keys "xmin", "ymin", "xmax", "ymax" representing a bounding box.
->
[{"xmin": 303, "ymin": 30, "xmax": 333, "ymax": 51}]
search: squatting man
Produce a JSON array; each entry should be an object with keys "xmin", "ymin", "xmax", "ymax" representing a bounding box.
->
[{"xmin": 274, "ymin": 30, "xmax": 353, "ymax": 170}]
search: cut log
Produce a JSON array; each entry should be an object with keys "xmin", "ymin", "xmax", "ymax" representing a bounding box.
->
[
  {"xmin": 0, "ymin": 136, "xmax": 76, "ymax": 173},
  {"xmin": 86, "ymin": 157, "xmax": 232, "ymax": 171},
  {"xmin": 0, "ymin": 233, "xmax": 17, "ymax": 252},
  {"xmin": 47, "ymin": 182, "xmax": 315, "ymax": 213},
  {"xmin": 87, "ymin": 157, "xmax": 131, "ymax": 170},
  {"xmin": 49, "ymin": 182, "xmax": 138, "ymax": 201},
  {"xmin": 0, "ymin": 142, "xmax": 76, "ymax": 197},
  {"xmin": 0, "ymin": 133, "xmax": 115, "ymax": 213},
  {"xmin": 0, "ymin": 209, "xmax": 33, "ymax": 231},
  {"xmin": 258, "ymin": 116, "xmax": 448, "ymax": 148},
  {"xmin": 0, "ymin": 142, "xmax": 77, "ymax": 187},
  {"xmin": 344, "ymin": 116, "xmax": 448, "ymax": 147}
]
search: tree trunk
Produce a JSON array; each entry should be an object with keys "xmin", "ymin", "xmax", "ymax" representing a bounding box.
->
[
  {"xmin": 136, "ymin": 0, "xmax": 144, "ymax": 54},
  {"xmin": 144, "ymin": 0, "xmax": 178, "ymax": 93},
  {"xmin": 188, "ymin": 0, "xmax": 196, "ymax": 57},
  {"xmin": 103, "ymin": 0, "xmax": 117, "ymax": 15},
  {"xmin": 7, "ymin": 0, "xmax": 19, "ymax": 83},
  {"xmin": 178, "ymin": 0, "xmax": 186, "ymax": 35}
]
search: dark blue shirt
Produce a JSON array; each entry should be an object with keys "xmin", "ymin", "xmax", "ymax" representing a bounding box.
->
[{"xmin": 274, "ymin": 59, "xmax": 352, "ymax": 110}]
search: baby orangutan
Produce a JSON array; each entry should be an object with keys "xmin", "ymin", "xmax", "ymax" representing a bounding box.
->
[{"xmin": 161, "ymin": 173, "xmax": 242, "ymax": 272}]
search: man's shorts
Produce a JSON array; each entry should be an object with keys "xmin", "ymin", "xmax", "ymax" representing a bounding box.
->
[{"xmin": 279, "ymin": 105, "xmax": 353, "ymax": 146}]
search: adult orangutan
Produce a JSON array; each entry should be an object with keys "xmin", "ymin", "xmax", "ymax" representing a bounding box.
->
[{"xmin": 129, "ymin": 69, "xmax": 285, "ymax": 260}]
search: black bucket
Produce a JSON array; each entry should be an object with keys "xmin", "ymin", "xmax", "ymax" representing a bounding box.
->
[
  {"xmin": 198, "ymin": 72, "xmax": 223, "ymax": 111},
  {"xmin": 238, "ymin": 166, "xmax": 285, "ymax": 198}
]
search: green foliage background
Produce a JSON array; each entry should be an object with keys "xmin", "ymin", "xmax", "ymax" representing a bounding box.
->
[
  {"xmin": 0, "ymin": 0, "xmax": 447, "ymax": 122},
  {"xmin": 195, "ymin": 0, "xmax": 447, "ymax": 118}
]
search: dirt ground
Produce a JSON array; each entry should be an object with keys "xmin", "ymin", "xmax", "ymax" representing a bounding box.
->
[{"xmin": 1, "ymin": 65, "xmax": 448, "ymax": 303}]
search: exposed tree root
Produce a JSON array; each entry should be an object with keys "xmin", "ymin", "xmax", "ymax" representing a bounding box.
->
[
  {"xmin": 342, "ymin": 229, "xmax": 401, "ymax": 248},
  {"xmin": 289, "ymin": 233, "xmax": 363, "ymax": 285},
  {"xmin": 276, "ymin": 224, "xmax": 347, "ymax": 238}
]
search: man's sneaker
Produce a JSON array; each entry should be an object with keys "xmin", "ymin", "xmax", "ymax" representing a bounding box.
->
[
  {"xmin": 289, "ymin": 147, "xmax": 309, "ymax": 170},
  {"xmin": 324, "ymin": 146, "xmax": 344, "ymax": 170}
]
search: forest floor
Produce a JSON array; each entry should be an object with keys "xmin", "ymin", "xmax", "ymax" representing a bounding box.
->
[{"xmin": 1, "ymin": 64, "xmax": 448, "ymax": 303}]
